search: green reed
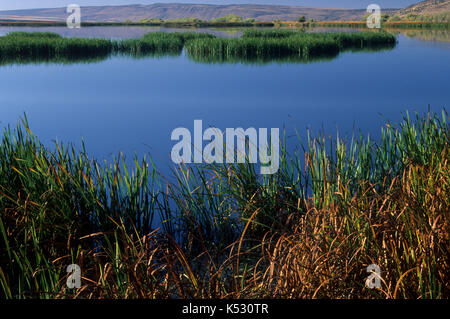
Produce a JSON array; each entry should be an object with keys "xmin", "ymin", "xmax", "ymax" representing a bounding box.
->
[
  {"xmin": 242, "ymin": 29, "xmax": 300, "ymax": 38},
  {"xmin": 243, "ymin": 30, "xmax": 397, "ymax": 48},
  {"xmin": 0, "ymin": 109, "xmax": 448, "ymax": 298},
  {"xmin": 185, "ymin": 36, "xmax": 340, "ymax": 62},
  {"xmin": 5, "ymin": 32, "xmax": 63, "ymax": 39},
  {"xmin": 385, "ymin": 22, "xmax": 450, "ymax": 29},
  {"xmin": 0, "ymin": 32, "xmax": 113, "ymax": 66},
  {"xmin": 185, "ymin": 30, "xmax": 396, "ymax": 64},
  {"xmin": 116, "ymin": 32, "xmax": 217, "ymax": 57},
  {"xmin": 142, "ymin": 31, "xmax": 216, "ymax": 42},
  {"xmin": 0, "ymin": 31, "xmax": 396, "ymax": 66},
  {"xmin": 0, "ymin": 32, "xmax": 216, "ymax": 65}
]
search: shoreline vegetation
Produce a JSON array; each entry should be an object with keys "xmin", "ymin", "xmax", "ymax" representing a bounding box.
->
[
  {"xmin": 0, "ymin": 19, "xmax": 449, "ymax": 29},
  {"xmin": 0, "ymin": 30, "xmax": 397, "ymax": 66},
  {"xmin": 0, "ymin": 110, "xmax": 448, "ymax": 299}
]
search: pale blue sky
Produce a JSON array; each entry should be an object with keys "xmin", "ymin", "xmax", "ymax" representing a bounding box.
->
[{"xmin": 0, "ymin": 1, "xmax": 421, "ymax": 11}]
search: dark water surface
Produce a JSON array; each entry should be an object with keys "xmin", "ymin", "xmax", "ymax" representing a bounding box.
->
[{"xmin": 0, "ymin": 27, "xmax": 449, "ymax": 175}]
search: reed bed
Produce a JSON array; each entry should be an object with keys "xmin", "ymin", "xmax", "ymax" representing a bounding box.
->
[
  {"xmin": 0, "ymin": 110, "xmax": 448, "ymax": 299},
  {"xmin": 0, "ymin": 30, "xmax": 396, "ymax": 66},
  {"xmin": 185, "ymin": 36, "xmax": 340, "ymax": 63},
  {"xmin": 185, "ymin": 30, "xmax": 396, "ymax": 64},
  {"xmin": 5, "ymin": 32, "xmax": 63, "ymax": 39},
  {"xmin": 384, "ymin": 21, "xmax": 450, "ymax": 29},
  {"xmin": 115, "ymin": 32, "xmax": 216, "ymax": 57},
  {"xmin": 304, "ymin": 21, "xmax": 450, "ymax": 29},
  {"xmin": 306, "ymin": 21, "xmax": 368, "ymax": 28},
  {"xmin": 242, "ymin": 29, "xmax": 397, "ymax": 48},
  {"xmin": 242, "ymin": 29, "xmax": 300, "ymax": 38},
  {"xmin": 0, "ymin": 32, "xmax": 216, "ymax": 64},
  {"xmin": 114, "ymin": 34, "xmax": 184, "ymax": 57},
  {"xmin": 0, "ymin": 32, "xmax": 113, "ymax": 65},
  {"xmin": 309, "ymin": 31, "xmax": 397, "ymax": 48}
]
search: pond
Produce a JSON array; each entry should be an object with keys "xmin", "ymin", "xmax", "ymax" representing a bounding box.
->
[{"xmin": 0, "ymin": 26, "xmax": 449, "ymax": 176}]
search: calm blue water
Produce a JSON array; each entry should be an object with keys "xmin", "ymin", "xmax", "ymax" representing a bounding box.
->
[{"xmin": 0, "ymin": 27, "xmax": 449, "ymax": 175}]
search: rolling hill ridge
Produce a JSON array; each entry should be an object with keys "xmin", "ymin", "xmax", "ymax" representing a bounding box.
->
[{"xmin": 0, "ymin": 3, "xmax": 396, "ymax": 23}]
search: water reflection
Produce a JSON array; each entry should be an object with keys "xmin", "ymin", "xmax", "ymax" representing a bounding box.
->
[
  {"xmin": 0, "ymin": 54, "xmax": 110, "ymax": 67},
  {"xmin": 1, "ymin": 26, "xmax": 450, "ymax": 43},
  {"xmin": 390, "ymin": 29, "xmax": 450, "ymax": 43},
  {"xmin": 187, "ymin": 42, "xmax": 396, "ymax": 65},
  {"xmin": 0, "ymin": 26, "xmax": 243, "ymax": 39},
  {"xmin": 0, "ymin": 44, "xmax": 396, "ymax": 67},
  {"xmin": 0, "ymin": 29, "xmax": 447, "ymax": 178}
]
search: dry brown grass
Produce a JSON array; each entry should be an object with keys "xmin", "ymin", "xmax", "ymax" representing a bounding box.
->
[
  {"xmin": 1, "ymin": 112, "xmax": 448, "ymax": 299},
  {"xmin": 62, "ymin": 156, "xmax": 448, "ymax": 299},
  {"xmin": 255, "ymin": 158, "xmax": 449, "ymax": 298}
]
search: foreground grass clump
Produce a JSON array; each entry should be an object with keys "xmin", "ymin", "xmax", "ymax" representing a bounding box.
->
[
  {"xmin": 185, "ymin": 30, "xmax": 396, "ymax": 63},
  {"xmin": 0, "ymin": 110, "xmax": 447, "ymax": 299}
]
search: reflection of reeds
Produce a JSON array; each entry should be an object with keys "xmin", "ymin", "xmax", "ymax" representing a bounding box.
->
[
  {"xmin": 306, "ymin": 21, "xmax": 450, "ymax": 29},
  {"xmin": 186, "ymin": 52, "xmax": 339, "ymax": 65},
  {"xmin": 389, "ymin": 29, "xmax": 450, "ymax": 43},
  {"xmin": 384, "ymin": 21, "xmax": 450, "ymax": 29},
  {"xmin": 0, "ymin": 110, "xmax": 448, "ymax": 298}
]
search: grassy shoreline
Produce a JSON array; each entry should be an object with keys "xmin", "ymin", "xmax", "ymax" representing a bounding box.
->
[
  {"xmin": 282, "ymin": 20, "xmax": 450, "ymax": 29},
  {"xmin": 0, "ymin": 20, "xmax": 274, "ymax": 28},
  {"xmin": 0, "ymin": 20, "xmax": 449, "ymax": 29},
  {"xmin": 0, "ymin": 110, "xmax": 448, "ymax": 299}
]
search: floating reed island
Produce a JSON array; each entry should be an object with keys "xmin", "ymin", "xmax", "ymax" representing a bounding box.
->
[
  {"xmin": 0, "ymin": 110, "xmax": 448, "ymax": 299},
  {"xmin": 185, "ymin": 29, "xmax": 397, "ymax": 63},
  {"xmin": 0, "ymin": 31, "xmax": 214, "ymax": 65},
  {"xmin": 0, "ymin": 30, "xmax": 396, "ymax": 65},
  {"xmin": 0, "ymin": 32, "xmax": 113, "ymax": 65}
]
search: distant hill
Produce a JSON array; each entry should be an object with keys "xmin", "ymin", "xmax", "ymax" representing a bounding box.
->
[
  {"xmin": 392, "ymin": 0, "xmax": 450, "ymax": 21},
  {"xmin": 2, "ymin": 2, "xmax": 448, "ymax": 24},
  {"xmin": 0, "ymin": 3, "xmax": 393, "ymax": 23}
]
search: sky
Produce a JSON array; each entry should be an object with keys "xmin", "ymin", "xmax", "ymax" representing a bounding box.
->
[{"xmin": 0, "ymin": 1, "xmax": 422, "ymax": 11}]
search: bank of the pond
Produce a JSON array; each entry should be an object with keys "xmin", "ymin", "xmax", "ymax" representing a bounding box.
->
[
  {"xmin": 0, "ymin": 20, "xmax": 449, "ymax": 29},
  {"xmin": 0, "ymin": 110, "xmax": 448, "ymax": 299},
  {"xmin": 287, "ymin": 21, "xmax": 450, "ymax": 29}
]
